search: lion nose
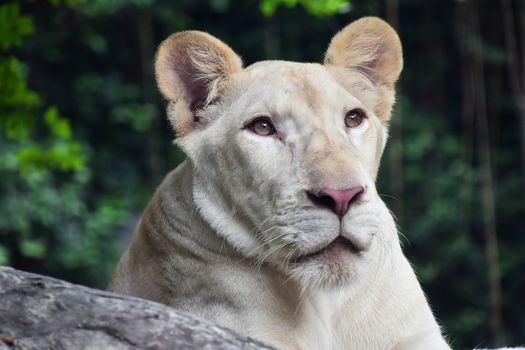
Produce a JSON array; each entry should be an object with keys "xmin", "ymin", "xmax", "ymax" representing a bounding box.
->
[{"xmin": 307, "ymin": 186, "xmax": 364, "ymax": 219}]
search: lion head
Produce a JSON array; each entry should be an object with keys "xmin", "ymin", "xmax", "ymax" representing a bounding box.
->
[{"xmin": 155, "ymin": 17, "xmax": 403, "ymax": 290}]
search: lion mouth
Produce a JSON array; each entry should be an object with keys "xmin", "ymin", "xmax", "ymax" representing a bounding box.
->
[{"xmin": 291, "ymin": 236, "xmax": 361, "ymax": 264}]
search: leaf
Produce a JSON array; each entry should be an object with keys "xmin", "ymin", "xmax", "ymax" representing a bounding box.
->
[
  {"xmin": 260, "ymin": 0, "xmax": 297, "ymax": 16},
  {"xmin": 80, "ymin": 0, "xmax": 154, "ymax": 16},
  {"xmin": 44, "ymin": 106, "xmax": 73, "ymax": 139},
  {"xmin": 210, "ymin": 0, "xmax": 230, "ymax": 13},
  {"xmin": 84, "ymin": 31, "xmax": 107, "ymax": 53},
  {"xmin": 15, "ymin": 141, "xmax": 86, "ymax": 176},
  {"xmin": 0, "ymin": 57, "xmax": 40, "ymax": 108},
  {"xmin": 3, "ymin": 112, "xmax": 35, "ymax": 140},
  {"xmin": 0, "ymin": 245, "xmax": 10, "ymax": 265},
  {"xmin": 111, "ymin": 103, "xmax": 157, "ymax": 131},
  {"xmin": 259, "ymin": 0, "xmax": 349, "ymax": 17},
  {"xmin": 0, "ymin": 3, "xmax": 34, "ymax": 51},
  {"xmin": 19, "ymin": 239, "xmax": 46, "ymax": 259}
]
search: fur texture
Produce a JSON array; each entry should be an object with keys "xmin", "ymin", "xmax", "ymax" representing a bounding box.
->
[{"xmin": 108, "ymin": 17, "xmax": 450, "ymax": 350}]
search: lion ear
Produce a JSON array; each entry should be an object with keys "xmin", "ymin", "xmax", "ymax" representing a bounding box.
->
[
  {"xmin": 155, "ymin": 31, "xmax": 243, "ymax": 136},
  {"xmin": 324, "ymin": 17, "xmax": 403, "ymax": 122}
]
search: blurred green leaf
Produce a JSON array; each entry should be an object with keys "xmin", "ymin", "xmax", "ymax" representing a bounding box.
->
[
  {"xmin": 16, "ymin": 141, "xmax": 85, "ymax": 175},
  {"xmin": 210, "ymin": 0, "xmax": 230, "ymax": 12},
  {"xmin": 44, "ymin": 106, "xmax": 73, "ymax": 139},
  {"xmin": 0, "ymin": 245, "xmax": 10, "ymax": 265},
  {"xmin": 80, "ymin": 0, "xmax": 154, "ymax": 16},
  {"xmin": 260, "ymin": 0, "xmax": 349, "ymax": 16},
  {"xmin": 51, "ymin": 0, "xmax": 90, "ymax": 7},
  {"xmin": 0, "ymin": 3, "xmax": 34, "ymax": 51},
  {"xmin": 84, "ymin": 31, "xmax": 107, "ymax": 54},
  {"xmin": 3, "ymin": 112, "xmax": 35, "ymax": 140},
  {"xmin": 19, "ymin": 239, "xmax": 46, "ymax": 259},
  {"xmin": 111, "ymin": 103, "xmax": 157, "ymax": 131},
  {"xmin": 0, "ymin": 57, "xmax": 40, "ymax": 109}
]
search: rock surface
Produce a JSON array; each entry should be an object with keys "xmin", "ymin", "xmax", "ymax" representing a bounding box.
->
[{"xmin": 0, "ymin": 266, "xmax": 274, "ymax": 350}]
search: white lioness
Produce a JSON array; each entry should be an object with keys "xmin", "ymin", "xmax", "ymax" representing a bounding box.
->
[{"xmin": 108, "ymin": 17, "xmax": 450, "ymax": 350}]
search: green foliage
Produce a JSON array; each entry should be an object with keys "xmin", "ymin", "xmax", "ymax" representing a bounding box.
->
[
  {"xmin": 260, "ymin": 0, "xmax": 350, "ymax": 16},
  {"xmin": 0, "ymin": 57, "xmax": 39, "ymax": 110},
  {"xmin": 0, "ymin": 0, "xmax": 119, "ymax": 287},
  {"xmin": 210, "ymin": 0, "xmax": 231, "ymax": 13},
  {"xmin": 48, "ymin": 0, "xmax": 90, "ymax": 6},
  {"xmin": 0, "ymin": 3, "xmax": 34, "ymax": 50},
  {"xmin": 45, "ymin": 107, "xmax": 72, "ymax": 139},
  {"xmin": 10, "ymin": 107, "xmax": 86, "ymax": 175},
  {"xmin": 20, "ymin": 238, "xmax": 46, "ymax": 259},
  {"xmin": 80, "ymin": 0, "xmax": 153, "ymax": 16},
  {"xmin": 0, "ymin": 245, "xmax": 9, "ymax": 265},
  {"xmin": 112, "ymin": 103, "xmax": 157, "ymax": 132}
]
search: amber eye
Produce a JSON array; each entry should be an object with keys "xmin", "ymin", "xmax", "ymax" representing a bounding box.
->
[
  {"xmin": 246, "ymin": 117, "xmax": 276, "ymax": 136},
  {"xmin": 344, "ymin": 109, "xmax": 365, "ymax": 128}
]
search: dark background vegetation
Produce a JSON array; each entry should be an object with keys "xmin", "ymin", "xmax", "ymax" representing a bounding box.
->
[{"xmin": 1, "ymin": 0, "xmax": 524, "ymax": 348}]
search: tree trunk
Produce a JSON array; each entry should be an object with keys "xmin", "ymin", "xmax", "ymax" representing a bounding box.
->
[
  {"xmin": 264, "ymin": 16, "xmax": 281, "ymax": 60},
  {"xmin": 463, "ymin": 1, "xmax": 505, "ymax": 344},
  {"xmin": 385, "ymin": 0, "xmax": 404, "ymax": 226},
  {"xmin": 457, "ymin": 0, "xmax": 475, "ymax": 236},
  {"xmin": 0, "ymin": 267, "xmax": 274, "ymax": 350},
  {"xmin": 137, "ymin": 8, "xmax": 162, "ymax": 184},
  {"xmin": 501, "ymin": 0, "xmax": 525, "ymax": 206}
]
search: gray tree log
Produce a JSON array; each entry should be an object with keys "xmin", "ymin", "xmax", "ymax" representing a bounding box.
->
[{"xmin": 0, "ymin": 266, "xmax": 274, "ymax": 350}]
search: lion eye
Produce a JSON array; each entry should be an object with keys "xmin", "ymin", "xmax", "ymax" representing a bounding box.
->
[
  {"xmin": 344, "ymin": 109, "xmax": 365, "ymax": 128},
  {"xmin": 247, "ymin": 117, "xmax": 276, "ymax": 136}
]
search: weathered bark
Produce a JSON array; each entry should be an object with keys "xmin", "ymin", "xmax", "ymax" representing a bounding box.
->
[{"xmin": 0, "ymin": 266, "xmax": 274, "ymax": 350}]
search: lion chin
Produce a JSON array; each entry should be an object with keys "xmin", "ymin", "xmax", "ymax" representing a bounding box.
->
[
  {"xmin": 107, "ymin": 16, "xmax": 451, "ymax": 350},
  {"xmin": 288, "ymin": 237, "xmax": 364, "ymax": 288}
]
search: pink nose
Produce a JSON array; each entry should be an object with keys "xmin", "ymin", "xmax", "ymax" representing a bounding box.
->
[{"xmin": 313, "ymin": 186, "xmax": 364, "ymax": 219}]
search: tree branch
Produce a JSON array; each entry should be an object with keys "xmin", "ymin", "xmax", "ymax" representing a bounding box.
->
[{"xmin": 0, "ymin": 267, "xmax": 274, "ymax": 350}]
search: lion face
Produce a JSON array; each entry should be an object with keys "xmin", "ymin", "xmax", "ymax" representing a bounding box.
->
[{"xmin": 155, "ymin": 17, "xmax": 403, "ymax": 289}]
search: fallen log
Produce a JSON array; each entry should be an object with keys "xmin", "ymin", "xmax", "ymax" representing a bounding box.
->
[{"xmin": 0, "ymin": 266, "xmax": 274, "ymax": 350}]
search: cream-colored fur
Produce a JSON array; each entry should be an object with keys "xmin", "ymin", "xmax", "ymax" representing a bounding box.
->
[{"xmin": 108, "ymin": 17, "xmax": 450, "ymax": 350}]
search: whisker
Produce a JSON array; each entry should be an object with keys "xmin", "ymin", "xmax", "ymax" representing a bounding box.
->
[{"xmin": 378, "ymin": 193, "xmax": 399, "ymax": 201}]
